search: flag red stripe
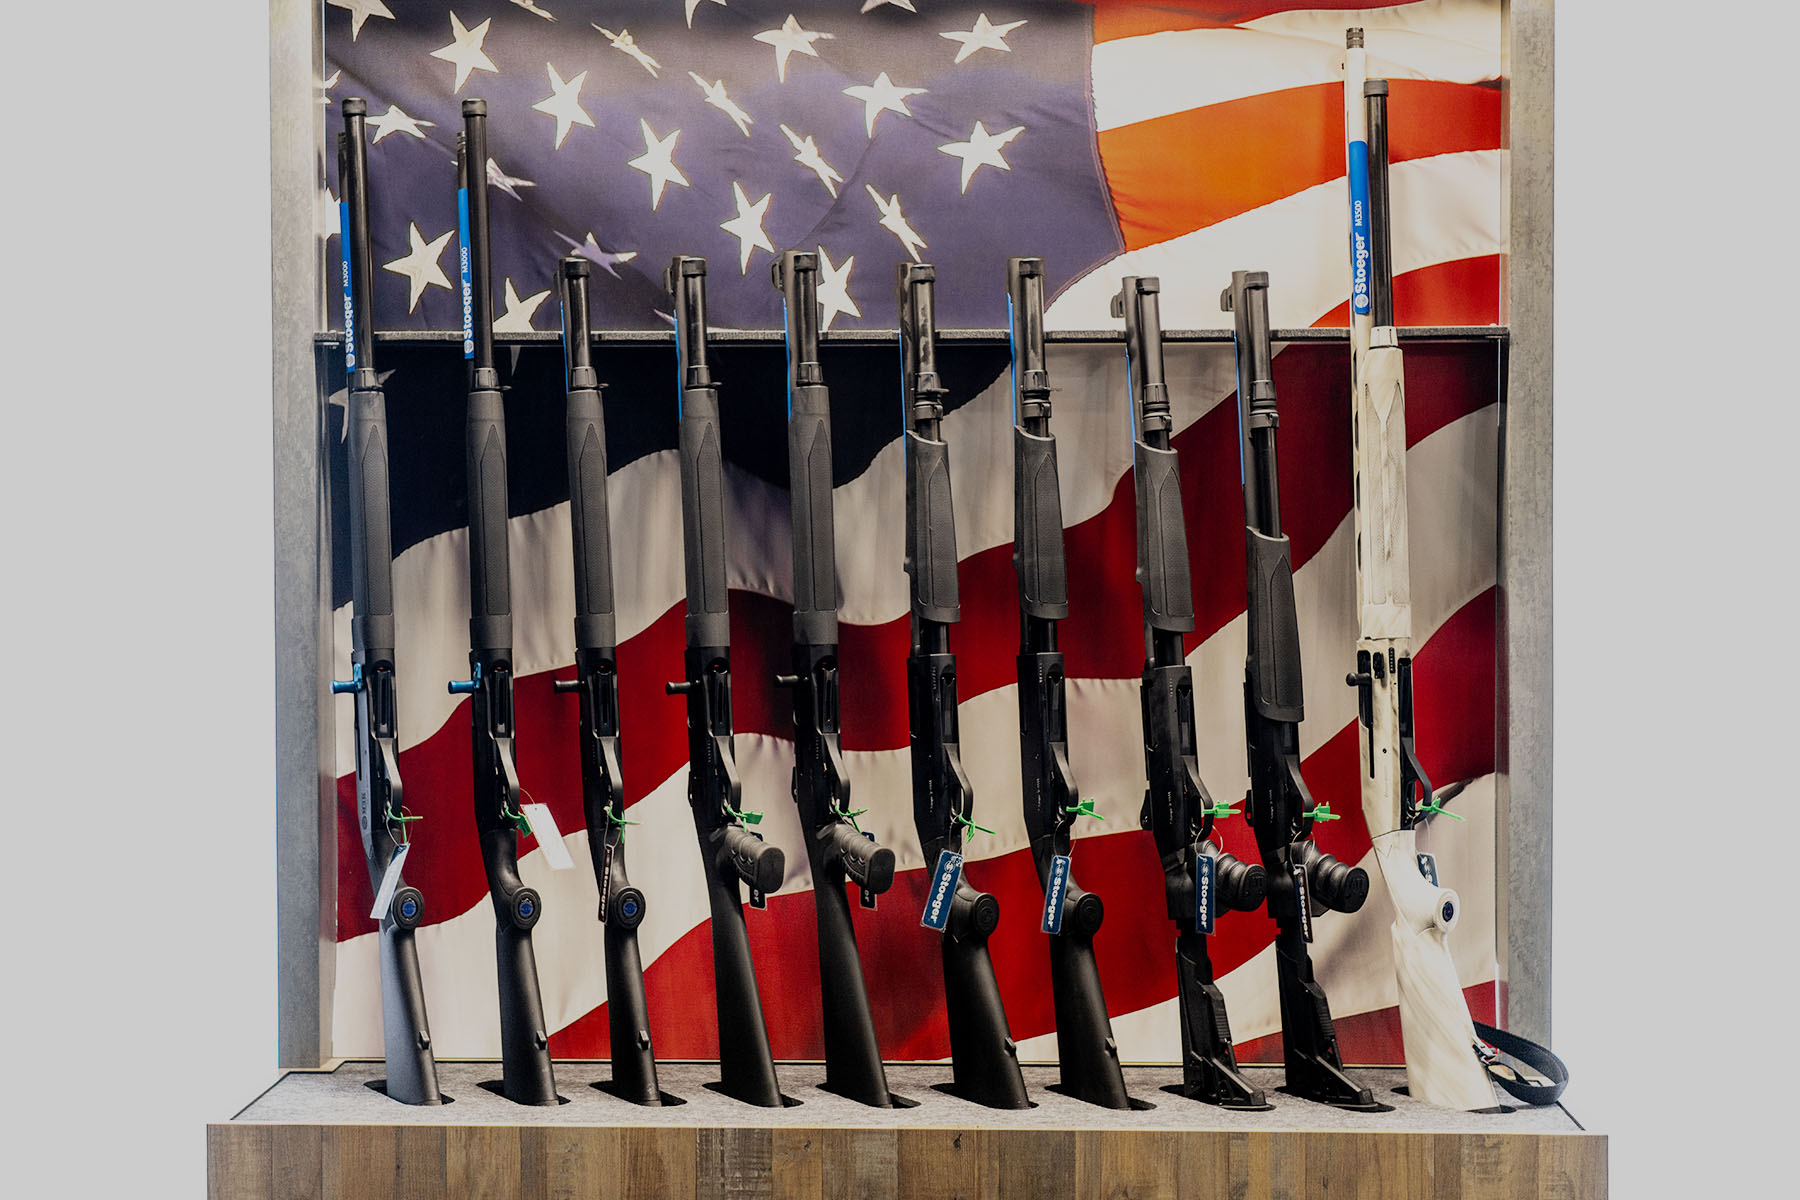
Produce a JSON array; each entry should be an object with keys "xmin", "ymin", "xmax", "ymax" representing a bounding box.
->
[
  {"xmin": 1098, "ymin": 80, "xmax": 1501, "ymax": 252},
  {"xmin": 548, "ymin": 586, "xmax": 1497, "ymax": 1060},
  {"xmin": 1234, "ymin": 981, "xmax": 1500, "ymax": 1066},
  {"xmin": 336, "ymin": 344, "xmax": 1494, "ymax": 937}
]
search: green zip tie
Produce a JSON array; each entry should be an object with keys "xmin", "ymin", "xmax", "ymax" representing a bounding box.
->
[
  {"xmin": 726, "ymin": 803, "xmax": 764, "ymax": 826},
  {"xmin": 1064, "ymin": 796, "xmax": 1104, "ymax": 821},
  {"xmin": 603, "ymin": 806, "xmax": 640, "ymax": 829},
  {"xmin": 1418, "ymin": 799, "xmax": 1465, "ymax": 822},
  {"xmin": 831, "ymin": 801, "xmax": 869, "ymax": 832},
  {"xmin": 1308, "ymin": 803, "xmax": 1341, "ymax": 823},
  {"xmin": 953, "ymin": 810, "xmax": 996, "ymax": 840},
  {"xmin": 1199, "ymin": 802, "xmax": 1242, "ymax": 820},
  {"xmin": 502, "ymin": 800, "xmax": 532, "ymax": 835}
]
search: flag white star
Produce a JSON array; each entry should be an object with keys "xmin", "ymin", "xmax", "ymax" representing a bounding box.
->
[
  {"xmin": 628, "ymin": 120, "xmax": 690, "ymax": 210},
  {"xmin": 753, "ymin": 14, "xmax": 831, "ymax": 83},
  {"xmin": 938, "ymin": 121, "xmax": 1024, "ymax": 193},
  {"xmin": 532, "ymin": 63, "xmax": 594, "ymax": 149},
  {"xmin": 862, "ymin": 0, "xmax": 916, "ymax": 11},
  {"xmin": 719, "ymin": 182, "xmax": 775, "ymax": 273},
  {"xmin": 487, "ymin": 159, "xmax": 535, "ymax": 200},
  {"xmin": 815, "ymin": 246, "xmax": 860, "ymax": 331},
  {"xmin": 685, "ymin": 0, "xmax": 727, "ymax": 27},
  {"xmin": 866, "ymin": 185, "xmax": 926, "ymax": 261},
  {"xmin": 940, "ymin": 13, "xmax": 1026, "ymax": 64},
  {"xmin": 509, "ymin": 0, "xmax": 556, "ymax": 20},
  {"xmin": 557, "ymin": 231, "xmax": 639, "ymax": 279},
  {"xmin": 366, "ymin": 104, "xmax": 433, "ymax": 144},
  {"xmin": 318, "ymin": 70, "xmax": 341, "ymax": 107},
  {"xmin": 592, "ymin": 26, "xmax": 660, "ymax": 78},
  {"xmin": 780, "ymin": 125, "xmax": 844, "ymax": 198},
  {"xmin": 843, "ymin": 72, "xmax": 926, "ymax": 138},
  {"xmin": 430, "ymin": 13, "xmax": 498, "ymax": 93},
  {"xmin": 382, "ymin": 223, "xmax": 454, "ymax": 313},
  {"xmin": 493, "ymin": 278, "xmax": 552, "ymax": 334},
  {"xmin": 689, "ymin": 73, "xmax": 753, "ymax": 137},
  {"xmin": 328, "ymin": 0, "xmax": 393, "ymax": 41}
]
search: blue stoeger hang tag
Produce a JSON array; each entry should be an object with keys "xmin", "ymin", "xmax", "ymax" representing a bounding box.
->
[
  {"xmin": 338, "ymin": 201, "xmax": 356, "ymax": 374},
  {"xmin": 1417, "ymin": 852, "xmax": 1440, "ymax": 886},
  {"xmin": 1292, "ymin": 862, "xmax": 1315, "ymax": 943},
  {"xmin": 1348, "ymin": 139, "xmax": 1372, "ymax": 316},
  {"xmin": 748, "ymin": 831, "xmax": 768, "ymax": 910},
  {"xmin": 1195, "ymin": 853, "xmax": 1216, "ymax": 935},
  {"xmin": 920, "ymin": 850, "xmax": 964, "ymax": 931},
  {"xmin": 860, "ymin": 831, "xmax": 878, "ymax": 911},
  {"xmin": 457, "ymin": 186, "xmax": 474, "ymax": 358},
  {"xmin": 1041, "ymin": 854, "xmax": 1071, "ymax": 934}
]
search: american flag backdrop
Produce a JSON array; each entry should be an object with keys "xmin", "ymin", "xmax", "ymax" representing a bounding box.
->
[{"xmin": 320, "ymin": 0, "xmax": 1507, "ymax": 1065}]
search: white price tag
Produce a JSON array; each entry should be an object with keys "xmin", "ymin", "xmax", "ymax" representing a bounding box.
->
[
  {"xmin": 370, "ymin": 843, "xmax": 410, "ymax": 921},
  {"xmin": 522, "ymin": 803, "xmax": 575, "ymax": 870}
]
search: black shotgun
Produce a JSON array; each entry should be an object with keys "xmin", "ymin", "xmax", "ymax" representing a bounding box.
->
[
  {"xmin": 1113, "ymin": 274, "xmax": 1268, "ymax": 1109},
  {"xmin": 1004, "ymin": 258, "xmax": 1135, "ymax": 1109},
  {"xmin": 447, "ymin": 100, "xmax": 559, "ymax": 1107},
  {"xmin": 1222, "ymin": 270, "xmax": 1383, "ymax": 1111},
  {"xmin": 771, "ymin": 250, "xmax": 904, "ymax": 1107},
  {"xmin": 552, "ymin": 257, "xmax": 668, "ymax": 1106},
  {"xmin": 898, "ymin": 263, "xmax": 1031, "ymax": 1110},
  {"xmin": 331, "ymin": 97, "xmax": 442, "ymax": 1107},
  {"xmin": 664, "ymin": 255, "xmax": 790, "ymax": 1108}
]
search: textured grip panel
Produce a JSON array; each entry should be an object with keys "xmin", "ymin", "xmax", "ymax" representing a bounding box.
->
[
  {"xmin": 905, "ymin": 432, "xmax": 961, "ymax": 623},
  {"xmin": 1133, "ymin": 441, "xmax": 1194, "ymax": 634},
  {"xmin": 1013, "ymin": 427, "xmax": 1069, "ymax": 619},
  {"xmin": 787, "ymin": 386, "xmax": 838, "ymax": 639},
  {"xmin": 566, "ymin": 388, "xmax": 616, "ymax": 646},
  {"xmin": 348, "ymin": 387, "xmax": 397, "ymax": 655},
  {"xmin": 466, "ymin": 387, "xmax": 512, "ymax": 650},
  {"xmin": 678, "ymin": 397, "xmax": 731, "ymax": 648},
  {"xmin": 1245, "ymin": 528, "xmax": 1305, "ymax": 722}
]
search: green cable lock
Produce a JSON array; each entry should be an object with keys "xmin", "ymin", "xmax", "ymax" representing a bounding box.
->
[
  {"xmin": 1307, "ymin": 803, "xmax": 1341, "ymax": 823},
  {"xmin": 1199, "ymin": 802, "xmax": 1242, "ymax": 821},
  {"xmin": 953, "ymin": 810, "xmax": 996, "ymax": 841},
  {"xmin": 1064, "ymin": 796, "xmax": 1104, "ymax": 821},
  {"xmin": 1418, "ymin": 798, "xmax": 1466, "ymax": 822}
]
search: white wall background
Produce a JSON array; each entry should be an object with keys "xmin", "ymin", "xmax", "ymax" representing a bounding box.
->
[{"xmin": 3, "ymin": 2, "xmax": 1794, "ymax": 1196}]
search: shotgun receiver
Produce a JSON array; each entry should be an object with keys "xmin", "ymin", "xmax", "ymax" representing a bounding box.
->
[
  {"xmin": 331, "ymin": 98, "xmax": 442, "ymax": 1107},
  {"xmin": 665, "ymin": 255, "xmax": 789, "ymax": 1108},
  {"xmin": 1223, "ymin": 269, "xmax": 1384, "ymax": 1111},
  {"xmin": 771, "ymin": 251, "xmax": 904, "ymax": 1107},
  {"xmin": 898, "ymin": 264, "xmax": 1030, "ymax": 1110},
  {"xmin": 1342, "ymin": 29, "xmax": 1506, "ymax": 1110},
  {"xmin": 552, "ymin": 257, "xmax": 667, "ymax": 1106},
  {"xmin": 446, "ymin": 101, "xmax": 560, "ymax": 1106},
  {"xmin": 1005, "ymin": 258, "xmax": 1134, "ymax": 1109},
  {"xmin": 1113, "ymin": 274, "xmax": 1268, "ymax": 1110}
]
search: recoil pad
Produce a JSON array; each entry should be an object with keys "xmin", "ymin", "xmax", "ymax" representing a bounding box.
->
[
  {"xmin": 1296, "ymin": 840, "xmax": 1369, "ymax": 914},
  {"xmin": 1061, "ymin": 881, "xmax": 1105, "ymax": 936},
  {"xmin": 1213, "ymin": 851, "xmax": 1267, "ymax": 912},
  {"xmin": 609, "ymin": 885, "xmax": 646, "ymax": 931},
  {"xmin": 949, "ymin": 884, "xmax": 1000, "ymax": 939}
]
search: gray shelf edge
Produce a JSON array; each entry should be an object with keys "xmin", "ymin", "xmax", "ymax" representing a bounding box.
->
[{"xmin": 312, "ymin": 325, "xmax": 1509, "ymax": 348}]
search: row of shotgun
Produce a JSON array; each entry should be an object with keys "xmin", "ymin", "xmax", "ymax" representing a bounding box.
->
[{"xmin": 332, "ymin": 29, "xmax": 1562, "ymax": 1118}]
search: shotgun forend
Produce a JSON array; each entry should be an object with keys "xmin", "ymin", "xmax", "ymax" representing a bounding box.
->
[
  {"xmin": 1113, "ymin": 273, "xmax": 1267, "ymax": 1110},
  {"xmin": 771, "ymin": 250, "xmax": 903, "ymax": 1108},
  {"xmin": 447, "ymin": 100, "xmax": 560, "ymax": 1107},
  {"xmin": 1343, "ymin": 29, "xmax": 1503, "ymax": 1111},
  {"xmin": 552, "ymin": 257, "xmax": 666, "ymax": 1107},
  {"xmin": 1223, "ymin": 269, "xmax": 1384, "ymax": 1112},
  {"xmin": 1006, "ymin": 258, "xmax": 1135, "ymax": 1110},
  {"xmin": 898, "ymin": 263, "xmax": 1030, "ymax": 1110},
  {"xmin": 332, "ymin": 97, "xmax": 442, "ymax": 1107},
  {"xmin": 665, "ymin": 255, "xmax": 788, "ymax": 1108}
]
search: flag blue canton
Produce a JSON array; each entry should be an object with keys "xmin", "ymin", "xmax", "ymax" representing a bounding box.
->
[{"xmin": 325, "ymin": 1, "xmax": 1120, "ymax": 333}]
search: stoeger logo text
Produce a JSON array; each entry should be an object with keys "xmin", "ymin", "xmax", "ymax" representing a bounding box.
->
[
  {"xmin": 1195, "ymin": 853, "xmax": 1213, "ymax": 933},
  {"xmin": 1042, "ymin": 854, "xmax": 1069, "ymax": 934}
]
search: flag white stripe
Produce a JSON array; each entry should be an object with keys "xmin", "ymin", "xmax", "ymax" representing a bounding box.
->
[
  {"xmin": 1046, "ymin": 150, "xmax": 1502, "ymax": 331},
  {"xmin": 331, "ymin": 409, "xmax": 1496, "ymax": 1057},
  {"xmin": 1091, "ymin": 0, "xmax": 1501, "ymax": 133}
]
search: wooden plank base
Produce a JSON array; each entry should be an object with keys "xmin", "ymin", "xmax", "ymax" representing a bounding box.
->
[{"xmin": 209, "ymin": 1124, "xmax": 1605, "ymax": 1200}]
